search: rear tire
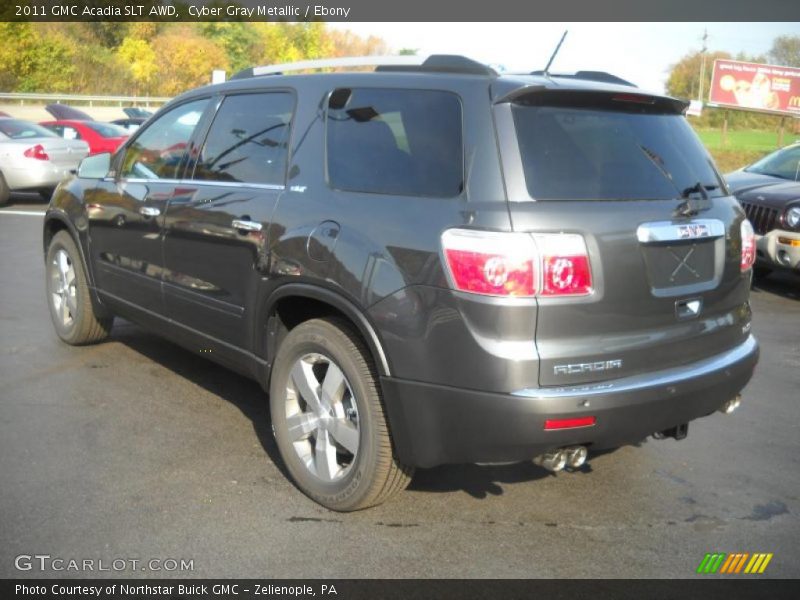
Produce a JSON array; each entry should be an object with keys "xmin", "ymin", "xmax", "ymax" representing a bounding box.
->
[
  {"xmin": 38, "ymin": 187, "xmax": 55, "ymax": 202},
  {"xmin": 0, "ymin": 172, "xmax": 9, "ymax": 207},
  {"xmin": 270, "ymin": 317, "xmax": 413, "ymax": 511},
  {"xmin": 45, "ymin": 231, "xmax": 113, "ymax": 345},
  {"xmin": 753, "ymin": 266, "xmax": 772, "ymax": 281}
]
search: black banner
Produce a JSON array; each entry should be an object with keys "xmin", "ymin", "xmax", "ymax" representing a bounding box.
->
[
  {"xmin": 2, "ymin": 0, "xmax": 800, "ymax": 22},
  {"xmin": 3, "ymin": 579, "xmax": 800, "ymax": 600}
]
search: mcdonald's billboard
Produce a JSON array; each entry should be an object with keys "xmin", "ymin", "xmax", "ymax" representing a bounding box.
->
[{"xmin": 708, "ymin": 59, "xmax": 800, "ymax": 117}]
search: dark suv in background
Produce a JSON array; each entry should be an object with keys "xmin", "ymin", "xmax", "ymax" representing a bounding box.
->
[{"xmin": 44, "ymin": 55, "xmax": 759, "ymax": 511}]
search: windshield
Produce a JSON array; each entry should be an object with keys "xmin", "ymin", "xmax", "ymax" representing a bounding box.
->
[
  {"xmin": 745, "ymin": 145, "xmax": 800, "ymax": 181},
  {"xmin": 86, "ymin": 122, "xmax": 128, "ymax": 138},
  {"xmin": 0, "ymin": 119, "xmax": 58, "ymax": 140},
  {"xmin": 512, "ymin": 105, "xmax": 726, "ymax": 201}
]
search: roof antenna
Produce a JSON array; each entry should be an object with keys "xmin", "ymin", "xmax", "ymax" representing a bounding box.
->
[{"xmin": 543, "ymin": 30, "xmax": 568, "ymax": 77}]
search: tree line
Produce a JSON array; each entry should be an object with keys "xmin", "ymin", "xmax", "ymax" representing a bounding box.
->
[{"xmin": 0, "ymin": 22, "xmax": 390, "ymax": 97}]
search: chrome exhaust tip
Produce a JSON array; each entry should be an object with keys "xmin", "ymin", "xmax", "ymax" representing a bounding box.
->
[
  {"xmin": 534, "ymin": 450, "xmax": 567, "ymax": 472},
  {"xmin": 564, "ymin": 446, "xmax": 588, "ymax": 469},
  {"xmin": 719, "ymin": 395, "xmax": 742, "ymax": 415}
]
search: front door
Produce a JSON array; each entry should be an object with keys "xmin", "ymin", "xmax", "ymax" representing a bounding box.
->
[{"xmin": 88, "ymin": 98, "xmax": 211, "ymax": 315}]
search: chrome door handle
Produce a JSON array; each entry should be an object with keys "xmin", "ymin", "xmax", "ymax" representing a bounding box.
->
[
  {"xmin": 232, "ymin": 219, "xmax": 262, "ymax": 232},
  {"xmin": 139, "ymin": 206, "xmax": 161, "ymax": 217}
]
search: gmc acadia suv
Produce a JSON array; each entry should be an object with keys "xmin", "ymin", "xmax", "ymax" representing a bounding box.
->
[{"xmin": 43, "ymin": 55, "xmax": 759, "ymax": 511}]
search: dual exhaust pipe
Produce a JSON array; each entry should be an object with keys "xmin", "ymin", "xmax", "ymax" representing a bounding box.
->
[{"xmin": 534, "ymin": 445, "xmax": 588, "ymax": 472}]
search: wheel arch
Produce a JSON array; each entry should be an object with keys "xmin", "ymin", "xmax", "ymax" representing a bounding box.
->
[{"xmin": 262, "ymin": 283, "xmax": 392, "ymax": 381}]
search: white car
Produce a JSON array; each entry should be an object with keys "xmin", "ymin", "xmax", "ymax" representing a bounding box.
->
[{"xmin": 0, "ymin": 117, "xmax": 90, "ymax": 206}]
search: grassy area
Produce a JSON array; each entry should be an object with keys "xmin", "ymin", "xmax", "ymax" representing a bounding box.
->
[{"xmin": 694, "ymin": 129, "xmax": 793, "ymax": 174}]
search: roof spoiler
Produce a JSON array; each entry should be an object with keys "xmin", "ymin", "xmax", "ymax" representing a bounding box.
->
[
  {"xmin": 497, "ymin": 86, "xmax": 690, "ymax": 114},
  {"xmin": 530, "ymin": 70, "xmax": 637, "ymax": 87}
]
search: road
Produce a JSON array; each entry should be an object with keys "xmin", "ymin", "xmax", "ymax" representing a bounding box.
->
[{"xmin": 1, "ymin": 195, "xmax": 798, "ymax": 579}]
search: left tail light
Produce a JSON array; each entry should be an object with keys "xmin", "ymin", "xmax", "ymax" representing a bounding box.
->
[
  {"xmin": 441, "ymin": 229, "xmax": 593, "ymax": 298},
  {"xmin": 740, "ymin": 219, "xmax": 756, "ymax": 272},
  {"xmin": 23, "ymin": 144, "xmax": 49, "ymax": 161}
]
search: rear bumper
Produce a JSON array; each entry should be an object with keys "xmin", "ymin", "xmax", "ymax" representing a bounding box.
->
[
  {"xmin": 3, "ymin": 160, "xmax": 74, "ymax": 191},
  {"xmin": 756, "ymin": 229, "xmax": 800, "ymax": 271},
  {"xmin": 381, "ymin": 335, "xmax": 759, "ymax": 468}
]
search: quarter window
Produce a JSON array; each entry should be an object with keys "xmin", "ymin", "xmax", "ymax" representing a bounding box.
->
[
  {"xmin": 326, "ymin": 88, "xmax": 463, "ymax": 197},
  {"xmin": 120, "ymin": 99, "xmax": 209, "ymax": 180},
  {"xmin": 193, "ymin": 92, "xmax": 294, "ymax": 186}
]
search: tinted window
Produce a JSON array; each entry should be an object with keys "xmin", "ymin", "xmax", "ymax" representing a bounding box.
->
[
  {"xmin": 193, "ymin": 92, "xmax": 293, "ymax": 185},
  {"xmin": 120, "ymin": 99, "xmax": 209, "ymax": 180},
  {"xmin": 512, "ymin": 104, "xmax": 725, "ymax": 201},
  {"xmin": 746, "ymin": 145, "xmax": 800, "ymax": 181},
  {"xmin": 0, "ymin": 119, "xmax": 58, "ymax": 139},
  {"xmin": 86, "ymin": 122, "xmax": 127, "ymax": 138},
  {"xmin": 326, "ymin": 88, "xmax": 462, "ymax": 197}
]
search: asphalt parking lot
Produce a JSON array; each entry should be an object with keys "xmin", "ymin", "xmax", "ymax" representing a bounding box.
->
[{"xmin": 1, "ymin": 196, "xmax": 798, "ymax": 579}]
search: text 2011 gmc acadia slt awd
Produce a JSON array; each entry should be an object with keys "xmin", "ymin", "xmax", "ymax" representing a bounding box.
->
[{"xmin": 43, "ymin": 55, "xmax": 759, "ymax": 511}]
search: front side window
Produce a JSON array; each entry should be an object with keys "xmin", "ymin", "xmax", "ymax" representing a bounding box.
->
[
  {"xmin": 326, "ymin": 88, "xmax": 463, "ymax": 197},
  {"xmin": 193, "ymin": 92, "xmax": 294, "ymax": 186},
  {"xmin": 120, "ymin": 99, "xmax": 209, "ymax": 180}
]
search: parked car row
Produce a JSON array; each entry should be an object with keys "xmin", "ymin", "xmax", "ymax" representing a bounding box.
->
[{"xmin": 0, "ymin": 105, "xmax": 155, "ymax": 205}]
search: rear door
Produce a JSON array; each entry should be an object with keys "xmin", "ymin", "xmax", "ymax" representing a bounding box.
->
[
  {"xmin": 495, "ymin": 91, "xmax": 752, "ymax": 387},
  {"xmin": 161, "ymin": 91, "xmax": 294, "ymax": 350}
]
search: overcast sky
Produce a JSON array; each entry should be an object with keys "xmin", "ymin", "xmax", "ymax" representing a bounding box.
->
[{"xmin": 331, "ymin": 22, "xmax": 800, "ymax": 94}]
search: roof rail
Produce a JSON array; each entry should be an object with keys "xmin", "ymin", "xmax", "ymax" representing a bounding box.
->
[
  {"xmin": 530, "ymin": 70, "xmax": 637, "ymax": 87},
  {"xmin": 231, "ymin": 54, "xmax": 497, "ymax": 80}
]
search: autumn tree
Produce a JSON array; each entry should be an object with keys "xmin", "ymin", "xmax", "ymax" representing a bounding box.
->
[
  {"xmin": 116, "ymin": 37, "xmax": 157, "ymax": 96},
  {"xmin": 151, "ymin": 29, "xmax": 229, "ymax": 96}
]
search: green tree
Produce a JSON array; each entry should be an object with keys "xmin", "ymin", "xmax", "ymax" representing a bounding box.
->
[
  {"xmin": 768, "ymin": 35, "xmax": 800, "ymax": 67},
  {"xmin": 198, "ymin": 22, "xmax": 261, "ymax": 74}
]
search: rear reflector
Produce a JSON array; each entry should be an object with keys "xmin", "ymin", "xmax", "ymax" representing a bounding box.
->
[
  {"xmin": 441, "ymin": 229, "xmax": 593, "ymax": 298},
  {"xmin": 778, "ymin": 237, "xmax": 800, "ymax": 247},
  {"xmin": 544, "ymin": 416, "xmax": 597, "ymax": 430}
]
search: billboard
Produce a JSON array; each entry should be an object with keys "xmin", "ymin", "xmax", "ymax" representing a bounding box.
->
[{"xmin": 708, "ymin": 59, "xmax": 800, "ymax": 117}]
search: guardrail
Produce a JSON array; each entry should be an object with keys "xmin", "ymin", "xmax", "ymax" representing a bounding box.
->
[{"xmin": 0, "ymin": 92, "xmax": 171, "ymax": 107}]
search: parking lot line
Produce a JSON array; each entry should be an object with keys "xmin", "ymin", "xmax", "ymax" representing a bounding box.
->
[{"xmin": 0, "ymin": 210, "xmax": 45, "ymax": 216}]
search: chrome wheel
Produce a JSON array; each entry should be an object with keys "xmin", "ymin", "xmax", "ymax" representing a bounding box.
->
[
  {"xmin": 50, "ymin": 249, "xmax": 77, "ymax": 328},
  {"xmin": 285, "ymin": 353, "xmax": 360, "ymax": 482}
]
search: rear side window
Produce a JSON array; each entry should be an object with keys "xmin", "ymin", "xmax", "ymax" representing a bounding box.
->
[
  {"xmin": 512, "ymin": 104, "xmax": 725, "ymax": 201},
  {"xmin": 193, "ymin": 92, "xmax": 294, "ymax": 186},
  {"xmin": 326, "ymin": 88, "xmax": 463, "ymax": 197}
]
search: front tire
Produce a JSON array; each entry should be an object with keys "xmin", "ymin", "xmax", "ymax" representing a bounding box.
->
[
  {"xmin": 45, "ymin": 231, "xmax": 113, "ymax": 345},
  {"xmin": 270, "ymin": 318, "xmax": 413, "ymax": 511}
]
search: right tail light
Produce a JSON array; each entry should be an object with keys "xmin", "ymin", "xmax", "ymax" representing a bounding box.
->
[
  {"xmin": 441, "ymin": 229, "xmax": 593, "ymax": 298},
  {"xmin": 740, "ymin": 219, "xmax": 756, "ymax": 272}
]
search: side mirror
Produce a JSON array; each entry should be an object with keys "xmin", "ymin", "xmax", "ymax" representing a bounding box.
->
[{"xmin": 77, "ymin": 152, "xmax": 112, "ymax": 180}]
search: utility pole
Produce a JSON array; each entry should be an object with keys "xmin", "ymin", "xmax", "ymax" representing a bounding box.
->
[{"xmin": 698, "ymin": 28, "xmax": 708, "ymax": 103}]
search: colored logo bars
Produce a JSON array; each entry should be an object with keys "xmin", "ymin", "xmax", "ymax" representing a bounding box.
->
[{"xmin": 696, "ymin": 552, "xmax": 773, "ymax": 574}]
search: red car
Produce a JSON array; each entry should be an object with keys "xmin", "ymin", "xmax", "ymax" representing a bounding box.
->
[{"xmin": 39, "ymin": 119, "xmax": 128, "ymax": 155}]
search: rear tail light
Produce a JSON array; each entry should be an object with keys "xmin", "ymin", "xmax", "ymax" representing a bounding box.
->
[
  {"xmin": 23, "ymin": 144, "xmax": 49, "ymax": 161},
  {"xmin": 441, "ymin": 229, "xmax": 593, "ymax": 297},
  {"xmin": 740, "ymin": 219, "xmax": 756, "ymax": 272}
]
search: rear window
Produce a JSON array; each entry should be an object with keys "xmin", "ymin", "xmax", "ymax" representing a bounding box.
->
[
  {"xmin": 0, "ymin": 119, "xmax": 57, "ymax": 140},
  {"xmin": 85, "ymin": 122, "xmax": 127, "ymax": 138},
  {"xmin": 512, "ymin": 104, "xmax": 725, "ymax": 201},
  {"xmin": 326, "ymin": 88, "xmax": 463, "ymax": 197}
]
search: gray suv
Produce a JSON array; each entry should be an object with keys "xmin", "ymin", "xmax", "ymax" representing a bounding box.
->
[{"xmin": 43, "ymin": 55, "xmax": 759, "ymax": 511}]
